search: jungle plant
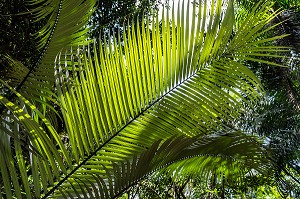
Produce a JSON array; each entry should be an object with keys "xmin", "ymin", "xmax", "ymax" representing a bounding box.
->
[{"xmin": 0, "ymin": 0, "xmax": 289, "ymax": 198}]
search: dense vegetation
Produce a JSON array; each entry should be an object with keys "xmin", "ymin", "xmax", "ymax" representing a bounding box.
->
[{"xmin": 0, "ymin": 0, "xmax": 299, "ymax": 198}]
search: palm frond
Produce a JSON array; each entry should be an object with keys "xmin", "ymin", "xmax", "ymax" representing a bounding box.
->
[
  {"xmin": 5, "ymin": 0, "xmax": 97, "ymax": 105},
  {"xmin": 51, "ymin": 132, "xmax": 268, "ymax": 199},
  {"xmin": 46, "ymin": 0, "xmax": 285, "ymax": 197},
  {"xmin": 0, "ymin": 85, "xmax": 70, "ymax": 198}
]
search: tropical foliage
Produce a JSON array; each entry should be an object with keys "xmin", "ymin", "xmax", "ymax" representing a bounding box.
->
[
  {"xmin": 88, "ymin": 0, "xmax": 160, "ymax": 39},
  {"xmin": 0, "ymin": 0, "xmax": 292, "ymax": 198},
  {"xmin": 235, "ymin": 0, "xmax": 300, "ymax": 197}
]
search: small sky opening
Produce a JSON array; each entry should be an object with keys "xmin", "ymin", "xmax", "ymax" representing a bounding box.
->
[{"xmin": 156, "ymin": 0, "xmax": 228, "ymax": 31}]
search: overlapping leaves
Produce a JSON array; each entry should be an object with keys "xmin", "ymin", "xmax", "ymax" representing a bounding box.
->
[
  {"xmin": 0, "ymin": 0, "xmax": 289, "ymax": 198},
  {"xmin": 51, "ymin": 132, "xmax": 267, "ymax": 199},
  {"xmin": 7, "ymin": 0, "xmax": 97, "ymax": 105},
  {"xmin": 49, "ymin": 0, "xmax": 285, "ymax": 197}
]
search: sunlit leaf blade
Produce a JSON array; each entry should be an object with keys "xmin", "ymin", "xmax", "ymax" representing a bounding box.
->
[{"xmin": 0, "ymin": 91, "xmax": 69, "ymax": 198}]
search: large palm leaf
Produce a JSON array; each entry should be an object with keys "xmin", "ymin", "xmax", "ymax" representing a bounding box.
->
[
  {"xmin": 54, "ymin": 132, "xmax": 266, "ymax": 199},
  {"xmin": 0, "ymin": 0, "xmax": 288, "ymax": 198},
  {"xmin": 49, "ymin": 0, "xmax": 286, "ymax": 197}
]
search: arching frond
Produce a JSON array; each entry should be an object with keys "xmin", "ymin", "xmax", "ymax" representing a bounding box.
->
[
  {"xmin": 50, "ymin": 132, "xmax": 269, "ymax": 199},
  {"xmin": 0, "ymin": 85, "xmax": 71, "ymax": 198},
  {"xmin": 6, "ymin": 0, "xmax": 97, "ymax": 105}
]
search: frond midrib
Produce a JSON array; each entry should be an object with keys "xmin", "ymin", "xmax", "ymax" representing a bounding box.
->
[{"xmin": 42, "ymin": 65, "xmax": 202, "ymax": 198}]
